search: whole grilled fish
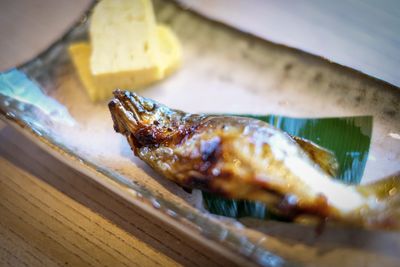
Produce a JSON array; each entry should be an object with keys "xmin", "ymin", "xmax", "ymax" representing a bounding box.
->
[{"xmin": 109, "ymin": 89, "xmax": 400, "ymax": 229}]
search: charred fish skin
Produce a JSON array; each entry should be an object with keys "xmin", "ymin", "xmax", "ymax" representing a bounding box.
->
[
  {"xmin": 109, "ymin": 89, "xmax": 400, "ymax": 229},
  {"xmin": 109, "ymin": 89, "xmax": 204, "ymax": 148}
]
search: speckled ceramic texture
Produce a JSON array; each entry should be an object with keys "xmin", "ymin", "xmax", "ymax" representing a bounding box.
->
[{"xmin": 0, "ymin": 1, "xmax": 399, "ymax": 266}]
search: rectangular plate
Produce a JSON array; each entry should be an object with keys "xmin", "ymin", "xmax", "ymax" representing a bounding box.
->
[{"xmin": 0, "ymin": 1, "xmax": 399, "ymax": 266}]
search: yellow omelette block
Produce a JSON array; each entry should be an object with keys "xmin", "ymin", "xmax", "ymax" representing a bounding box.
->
[
  {"xmin": 90, "ymin": 0, "xmax": 162, "ymax": 79},
  {"xmin": 68, "ymin": 26, "xmax": 182, "ymax": 101},
  {"xmin": 68, "ymin": 43, "xmax": 98, "ymax": 101}
]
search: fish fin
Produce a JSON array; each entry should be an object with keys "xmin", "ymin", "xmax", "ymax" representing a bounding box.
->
[
  {"xmin": 358, "ymin": 172, "xmax": 400, "ymax": 199},
  {"xmin": 291, "ymin": 135, "xmax": 339, "ymax": 177},
  {"xmin": 358, "ymin": 173, "xmax": 400, "ymax": 229}
]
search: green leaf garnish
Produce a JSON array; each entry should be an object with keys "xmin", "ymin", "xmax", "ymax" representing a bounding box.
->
[{"xmin": 202, "ymin": 115, "xmax": 373, "ymax": 220}]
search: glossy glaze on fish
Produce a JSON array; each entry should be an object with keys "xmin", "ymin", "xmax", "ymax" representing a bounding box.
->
[{"xmin": 109, "ymin": 89, "xmax": 400, "ymax": 229}]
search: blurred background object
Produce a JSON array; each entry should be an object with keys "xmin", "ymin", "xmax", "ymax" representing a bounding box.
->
[{"xmin": 0, "ymin": 0, "xmax": 91, "ymax": 71}]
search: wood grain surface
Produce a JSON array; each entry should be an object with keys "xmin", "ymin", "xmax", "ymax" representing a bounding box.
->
[{"xmin": 0, "ymin": 121, "xmax": 240, "ymax": 266}]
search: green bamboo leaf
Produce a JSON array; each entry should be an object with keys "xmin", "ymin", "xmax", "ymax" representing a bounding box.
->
[{"xmin": 203, "ymin": 115, "xmax": 373, "ymax": 220}]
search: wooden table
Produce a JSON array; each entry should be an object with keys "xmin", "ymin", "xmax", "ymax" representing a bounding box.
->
[{"xmin": 0, "ymin": 1, "xmax": 237, "ymax": 266}]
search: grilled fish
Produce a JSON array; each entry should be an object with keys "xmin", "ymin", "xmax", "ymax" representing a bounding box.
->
[{"xmin": 108, "ymin": 89, "xmax": 400, "ymax": 229}]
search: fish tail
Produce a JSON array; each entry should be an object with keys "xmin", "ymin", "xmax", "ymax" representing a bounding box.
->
[{"xmin": 291, "ymin": 135, "xmax": 339, "ymax": 177}]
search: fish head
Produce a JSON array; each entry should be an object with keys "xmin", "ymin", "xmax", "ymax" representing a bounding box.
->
[{"xmin": 108, "ymin": 89, "xmax": 185, "ymax": 146}]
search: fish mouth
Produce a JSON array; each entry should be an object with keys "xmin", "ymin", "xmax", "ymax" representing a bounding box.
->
[{"xmin": 108, "ymin": 89, "xmax": 143, "ymax": 135}]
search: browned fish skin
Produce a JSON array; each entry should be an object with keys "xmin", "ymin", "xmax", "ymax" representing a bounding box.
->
[
  {"xmin": 108, "ymin": 90, "xmax": 400, "ymax": 227},
  {"xmin": 108, "ymin": 90, "xmax": 331, "ymax": 217}
]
